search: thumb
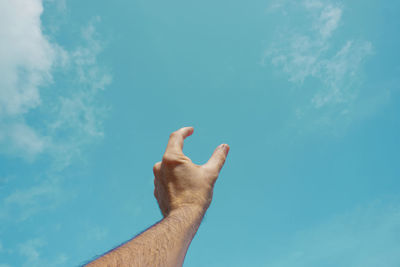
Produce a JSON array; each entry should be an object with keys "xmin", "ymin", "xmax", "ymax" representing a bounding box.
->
[{"xmin": 204, "ymin": 144, "xmax": 230, "ymax": 174}]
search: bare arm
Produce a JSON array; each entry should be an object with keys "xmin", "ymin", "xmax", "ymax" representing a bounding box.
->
[
  {"xmin": 87, "ymin": 206, "xmax": 205, "ymax": 266},
  {"xmin": 86, "ymin": 127, "xmax": 230, "ymax": 267}
]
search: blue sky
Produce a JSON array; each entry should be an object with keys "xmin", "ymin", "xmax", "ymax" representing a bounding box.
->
[{"xmin": 1, "ymin": 0, "xmax": 399, "ymax": 266}]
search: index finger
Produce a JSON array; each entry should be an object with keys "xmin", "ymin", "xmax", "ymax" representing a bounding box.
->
[{"xmin": 165, "ymin": 127, "xmax": 194, "ymax": 154}]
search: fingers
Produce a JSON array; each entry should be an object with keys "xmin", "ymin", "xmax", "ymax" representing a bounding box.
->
[
  {"xmin": 165, "ymin": 127, "xmax": 194, "ymax": 154},
  {"xmin": 203, "ymin": 144, "xmax": 230, "ymax": 174},
  {"xmin": 153, "ymin": 161, "xmax": 162, "ymax": 176}
]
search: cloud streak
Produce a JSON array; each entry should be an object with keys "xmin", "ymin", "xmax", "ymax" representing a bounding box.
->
[
  {"xmin": 0, "ymin": 1, "xmax": 110, "ymax": 163},
  {"xmin": 0, "ymin": 0, "xmax": 59, "ymax": 158},
  {"xmin": 0, "ymin": 1, "xmax": 111, "ymax": 220},
  {"xmin": 18, "ymin": 238, "xmax": 68, "ymax": 267},
  {"xmin": 264, "ymin": 0, "xmax": 375, "ymax": 130},
  {"xmin": 0, "ymin": 179, "xmax": 62, "ymax": 221}
]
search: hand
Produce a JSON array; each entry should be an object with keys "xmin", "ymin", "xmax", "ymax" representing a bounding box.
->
[{"xmin": 153, "ymin": 127, "xmax": 230, "ymax": 217}]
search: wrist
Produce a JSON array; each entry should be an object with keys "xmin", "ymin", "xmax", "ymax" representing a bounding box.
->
[
  {"xmin": 168, "ymin": 204, "xmax": 207, "ymax": 221},
  {"xmin": 171, "ymin": 189, "xmax": 213, "ymax": 214}
]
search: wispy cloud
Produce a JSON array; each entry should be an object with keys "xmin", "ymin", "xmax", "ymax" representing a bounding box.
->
[
  {"xmin": 45, "ymin": 0, "xmax": 67, "ymax": 12},
  {"xmin": 0, "ymin": 1, "xmax": 111, "ymax": 265},
  {"xmin": 0, "ymin": 1, "xmax": 110, "ymax": 163},
  {"xmin": 266, "ymin": 199, "xmax": 400, "ymax": 266},
  {"xmin": 0, "ymin": 0, "xmax": 60, "ymax": 159},
  {"xmin": 87, "ymin": 226, "xmax": 109, "ymax": 241},
  {"xmin": 19, "ymin": 238, "xmax": 45, "ymax": 263},
  {"xmin": 315, "ymin": 3, "xmax": 342, "ymax": 39},
  {"xmin": 0, "ymin": 1, "xmax": 111, "ymax": 219},
  {"xmin": 264, "ymin": 0, "xmax": 376, "ymax": 130},
  {"xmin": 0, "ymin": 179, "xmax": 62, "ymax": 221},
  {"xmin": 18, "ymin": 238, "xmax": 68, "ymax": 267},
  {"xmin": 46, "ymin": 17, "xmax": 112, "ymax": 169}
]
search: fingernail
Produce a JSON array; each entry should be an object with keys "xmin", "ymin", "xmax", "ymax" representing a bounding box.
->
[{"xmin": 221, "ymin": 144, "xmax": 230, "ymax": 154}]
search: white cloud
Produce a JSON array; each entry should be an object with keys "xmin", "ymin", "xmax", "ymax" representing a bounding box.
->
[
  {"xmin": 0, "ymin": 0, "xmax": 111, "ymax": 219},
  {"xmin": 266, "ymin": 199, "xmax": 400, "ymax": 267},
  {"xmin": 303, "ymin": 0, "xmax": 324, "ymax": 9},
  {"xmin": 311, "ymin": 40, "xmax": 373, "ymax": 108},
  {"xmin": 19, "ymin": 238, "xmax": 45, "ymax": 263},
  {"xmin": 45, "ymin": 0, "xmax": 67, "ymax": 12},
  {"xmin": 18, "ymin": 238, "xmax": 68, "ymax": 267},
  {"xmin": 317, "ymin": 5, "xmax": 342, "ymax": 39},
  {"xmin": 46, "ymin": 18, "xmax": 112, "ymax": 169},
  {"xmin": 264, "ymin": 0, "xmax": 374, "ymax": 129},
  {"xmin": 87, "ymin": 226, "xmax": 109, "ymax": 241},
  {"xmin": 0, "ymin": 1, "xmax": 111, "ymax": 265},
  {"xmin": 0, "ymin": 0, "xmax": 54, "ymax": 116},
  {"xmin": 1, "ymin": 181, "xmax": 61, "ymax": 221},
  {"xmin": 0, "ymin": 0, "xmax": 56, "ymax": 158},
  {"xmin": 0, "ymin": 1, "xmax": 110, "ymax": 163},
  {"xmin": 0, "ymin": 122, "xmax": 46, "ymax": 158}
]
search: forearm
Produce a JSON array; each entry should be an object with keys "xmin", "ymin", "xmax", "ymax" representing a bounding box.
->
[
  {"xmin": 86, "ymin": 127, "xmax": 230, "ymax": 266},
  {"xmin": 86, "ymin": 205, "xmax": 206, "ymax": 267}
]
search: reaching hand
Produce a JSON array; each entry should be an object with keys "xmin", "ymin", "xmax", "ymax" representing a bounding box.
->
[{"xmin": 153, "ymin": 127, "xmax": 230, "ymax": 217}]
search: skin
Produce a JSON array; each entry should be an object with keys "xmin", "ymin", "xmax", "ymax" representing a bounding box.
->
[{"xmin": 86, "ymin": 126, "xmax": 230, "ymax": 267}]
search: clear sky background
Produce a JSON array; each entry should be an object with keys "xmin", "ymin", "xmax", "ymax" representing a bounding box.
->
[{"xmin": 1, "ymin": 0, "xmax": 400, "ymax": 266}]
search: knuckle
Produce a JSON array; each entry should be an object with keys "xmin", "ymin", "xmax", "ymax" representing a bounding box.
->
[
  {"xmin": 153, "ymin": 162, "xmax": 161, "ymax": 175},
  {"xmin": 169, "ymin": 131, "xmax": 179, "ymax": 138},
  {"xmin": 162, "ymin": 152, "xmax": 182, "ymax": 165},
  {"xmin": 153, "ymin": 165, "xmax": 157, "ymax": 174},
  {"xmin": 162, "ymin": 153, "xmax": 176, "ymax": 163}
]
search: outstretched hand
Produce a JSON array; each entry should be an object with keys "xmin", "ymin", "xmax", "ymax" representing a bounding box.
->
[
  {"xmin": 153, "ymin": 127, "xmax": 230, "ymax": 217},
  {"xmin": 86, "ymin": 126, "xmax": 229, "ymax": 266}
]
